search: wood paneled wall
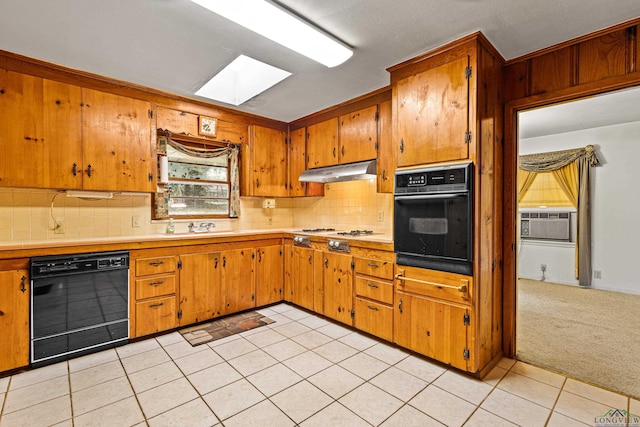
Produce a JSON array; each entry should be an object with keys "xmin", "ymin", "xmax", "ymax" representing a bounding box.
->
[{"xmin": 502, "ymin": 17, "xmax": 640, "ymax": 356}]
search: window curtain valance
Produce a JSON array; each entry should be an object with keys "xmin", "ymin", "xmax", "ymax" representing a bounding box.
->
[{"xmin": 518, "ymin": 145, "xmax": 600, "ymax": 287}]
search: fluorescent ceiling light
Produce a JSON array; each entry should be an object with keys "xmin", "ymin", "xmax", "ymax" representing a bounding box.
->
[
  {"xmin": 190, "ymin": 0, "xmax": 353, "ymax": 67},
  {"xmin": 196, "ymin": 55, "xmax": 291, "ymax": 105}
]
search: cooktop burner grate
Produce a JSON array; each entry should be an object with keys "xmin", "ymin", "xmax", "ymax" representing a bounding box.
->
[
  {"xmin": 301, "ymin": 228, "xmax": 336, "ymax": 233},
  {"xmin": 336, "ymin": 230, "xmax": 374, "ymax": 236}
]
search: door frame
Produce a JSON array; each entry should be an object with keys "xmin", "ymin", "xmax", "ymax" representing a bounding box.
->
[{"xmin": 501, "ymin": 75, "xmax": 640, "ymax": 357}]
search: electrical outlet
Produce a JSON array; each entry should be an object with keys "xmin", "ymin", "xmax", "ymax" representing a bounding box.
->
[
  {"xmin": 132, "ymin": 215, "xmax": 141, "ymax": 228},
  {"xmin": 377, "ymin": 211, "xmax": 384, "ymax": 222},
  {"xmin": 54, "ymin": 218, "xmax": 65, "ymax": 234},
  {"xmin": 594, "ymin": 270, "xmax": 602, "ymax": 279}
]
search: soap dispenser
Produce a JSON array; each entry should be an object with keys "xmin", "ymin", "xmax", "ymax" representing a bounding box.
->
[{"xmin": 166, "ymin": 218, "xmax": 175, "ymax": 234}]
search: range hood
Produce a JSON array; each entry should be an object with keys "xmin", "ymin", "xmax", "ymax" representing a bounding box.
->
[{"xmin": 299, "ymin": 160, "xmax": 377, "ymax": 183}]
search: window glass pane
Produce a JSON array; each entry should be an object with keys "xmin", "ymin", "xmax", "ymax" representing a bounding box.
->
[
  {"xmin": 167, "ymin": 146, "xmax": 227, "ymax": 167},
  {"xmin": 169, "ymin": 182, "xmax": 229, "ymax": 199},
  {"xmin": 168, "ymin": 197, "xmax": 229, "ymax": 216},
  {"xmin": 168, "ymin": 162, "xmax": 228, "ymax": 181}
]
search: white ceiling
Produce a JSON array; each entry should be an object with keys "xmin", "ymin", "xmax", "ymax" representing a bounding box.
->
[{"xmin": 1, "ymin": 0, "xmax": 640, "ymax": 122}]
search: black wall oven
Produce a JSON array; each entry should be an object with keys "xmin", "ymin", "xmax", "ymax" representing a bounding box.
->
[
  {"xmin": 394, "ymin": 162, "xmax": 473, "ymax": 275},
  {"xmin": 30, "ymin": 251, "xmax": 129, "ymax": 367}
]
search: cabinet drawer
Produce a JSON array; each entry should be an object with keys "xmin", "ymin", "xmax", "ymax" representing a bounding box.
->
[
  {"xmin": 395, "ymin": 266, "xmax": 472, "ymax": 304},
  {"xmin": 135, "ymin": 296, "xmax": 177, "ymax": 337},
  {"xmin": 135, "ymin": 256, "xmax": 178, "ymax": 276},
  {"xmin": 354, "ymin": 257, "xmax": 394, "ymax": 280},
  {"xmin": 135, "ymin": 275, "xmax": 176, "ymax": 300},
  {"xmin": 355, "ymin": 276, "xmax": 393, "ymax": 305},
  {"xmin": 354, "ymin": 297, "xmax": 393, "ymax": 342}
]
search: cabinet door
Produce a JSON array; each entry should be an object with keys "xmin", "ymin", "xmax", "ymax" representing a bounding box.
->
[
  {"xmin": 396, "ymin": 56, "xmax": 469, "ymax": 167},
  {"xmin": 323, "ymin": 252, "xmax": 353, "ymax": 325},
  {"xmin": 288, "ymin": 127, "xmax": 307, "ymax": 197},
  {"xmin": 339, "ymin": 105, "xmax": 378, "ymax": 164},
  {"xmin": 135, "ymin": 296, "xmax": 178, "ymax": 336},
  {"xmin": 306, "ymin": 118, "xmax": 338, "ymax": 168},
  {"xmin": 156, "ymin": 106, "xmax": 199, "ymax": 135},
  {"xmin": 216, "ymin": 119, "xmax": 248, "ymax": 145},
  {"xmin": 81, "ymin": 88, "xmax": 156, "ymax": 192},
  {"xmin": 0, "ymin": 71, "xmax": 83, "ymax": 189},
  {"xmin": 394, "ymin": 292, "xmax": 470, "ymax": 370},
  {"xmin": 288, "ymin": 246, "xmax": 315, "ymax": 311},
  {"xmin": 251, "ymin": 125, "xmax": 288, "ymax": 197},
  {"xmin": 0, "ymin": 266, "xmax": 29, "ymax": 372},
  {"xmin": 255, "ymin": 245, "xmax": 284, "ymax": 306},
  {"xmin": 179, "ymin": 252, "xmax": 221, "ymax": 325},
  {"xmin": 354, "ymin": 297, "xmax": 393, "ymax": 342},
  {"xmin": 376, "ymin": 99, "xmax": 394, "ymax": 193},
  {"xmin": 221, "ymin": 248, "xmax": 256, "ymax": 314}
]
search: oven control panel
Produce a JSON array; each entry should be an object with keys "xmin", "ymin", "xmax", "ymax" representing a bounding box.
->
[
  {"xmin": 293, "ymin": 235, "xmax": 311, "ymax": 247},
  {"xmin": 327, "ymin": 239, "xmax": 350, "ymax": 252}
]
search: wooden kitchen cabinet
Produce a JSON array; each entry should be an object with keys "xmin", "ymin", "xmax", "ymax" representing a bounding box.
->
[
  {"xmin": 306, "ymin": 117, "xmax": 339, "ymax": 168},
  {"xmin": 156, "ymin": 106, "xmax": 248, "ymax": 145},
  {"xmin": 0, "ymin": 259, "xmax": 30, "ymax": 372},
  {"xmin": 288, "ymin": 127, "xmax": 324, "ymax": 197},
  {"xmin": 179, "ymin": 252, "xmax": 222, "ymax": 325},
  {"xmin": 285, "ymin": 245, "xmax": 315, "ymax": 311},
  {"xmin": 322, "ymin": 251, "xmax": 353, "ymax": 326},
  {"xmin": 376, "ymin": 99, "xmax": 394, "ymax": 193},
  {"xmin": 338, "ymin": 105, "xmax": 378, "ymax": 164},
  {"xmin": 255, "ymin": 244, "xmax": 284, "ymax": 306},
  {"xmin": 221, "ymin": 248, "xmax": 256, "ymax": 314},
  {"xmin": 0, "ymin": 71, "xmax": 83, "ymax": 189},
  {"xmin": 246, "ymin": 125, "xmax": 288, "ymax": 197},
  {"xmin": 353, "ymin": 254, "xmax": 394, "ymax": 341}
]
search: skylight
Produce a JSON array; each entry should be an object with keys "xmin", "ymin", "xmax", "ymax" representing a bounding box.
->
[{"xmin": 195, "ymin": 55, "xmax": 291, "ymax": 106}]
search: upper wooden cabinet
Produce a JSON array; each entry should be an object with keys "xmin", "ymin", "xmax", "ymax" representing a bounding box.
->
[
  {"xmin": 394, "ymin": 55, "xmax": 470, "ymax": 167},
  {"xmin": 306, "ymin": 118, "xmax": 339, "ymax": 168},
  {"xmin": 376, "ymin": 99, "xmax": 394, "ymax": 193},
  {"xmin": 0, "ymin": 70, "xmax": 156, "ymax": 192},
  {"xmin": 338, "ymin": 105, "xmax": 378, "ymax": 164},
  {"xmin": 288, "ymin": 127, "xmax": 324, "ymax": 197},
  {"xmin": 156, "ymin": 106, "xmax": 248, "ymax": 145},
  {"xmin": 247, "ymin": 125, "xmax": 288, "ymax": 197}
]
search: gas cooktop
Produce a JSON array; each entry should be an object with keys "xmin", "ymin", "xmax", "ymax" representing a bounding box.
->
[{"xmin": 335, "ymin": 230, "xmax": 376, "ymax": 236}]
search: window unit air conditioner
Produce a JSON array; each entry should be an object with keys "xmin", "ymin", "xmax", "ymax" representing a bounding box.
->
[{"xmin": 520, "ymin": 211, "xmax": 571, "ymax": 241}]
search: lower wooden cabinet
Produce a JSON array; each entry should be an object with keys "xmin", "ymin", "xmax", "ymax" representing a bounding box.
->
[
  {"xmin": 0, "ymin": 259, "xmax": 30, "ymax": 372},
  {"xmin": 179, "ymin": 252, "xmax": 222, "ymax": 325},
  {"xmin": 221, "ymin": 248, "xmax": 256, "ymax": 314},
  {"xmin": 354, "ymin": 297, "xmax": 393, "ymax": 341},
  {"xmin": 135, "ymin": 296, "xmax": 178, "ymax": 337},
  {"xmin": 322, "ymin": 251, "xmax": 354, "ymax": 326},
  {"xmin": 285, "ymin": 245, "xmax": 315, "ymax": 311},
  {"xmin": 255, "ymin": 245, "xmax": 284, "ymax": 306}
]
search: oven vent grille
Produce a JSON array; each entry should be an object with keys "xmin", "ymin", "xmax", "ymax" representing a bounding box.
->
[{"xmin": 520, "ymin": 211, "xmax": 571, "ymax": 241}]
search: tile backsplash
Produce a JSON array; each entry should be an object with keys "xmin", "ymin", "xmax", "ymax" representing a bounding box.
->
[{"xmin": 0, "ymin": 180, "xmax": 393, "ymax": 243}]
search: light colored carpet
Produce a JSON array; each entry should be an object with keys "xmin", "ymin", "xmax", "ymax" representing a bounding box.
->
[{"xmin": 517, "ymin": 278, "xmax": 640, "ymax": 399}]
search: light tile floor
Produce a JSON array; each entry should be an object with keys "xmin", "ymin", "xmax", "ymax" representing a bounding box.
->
[{"xmin": 1, "ymin": 303, "xmax": 638, "ymax": 426}]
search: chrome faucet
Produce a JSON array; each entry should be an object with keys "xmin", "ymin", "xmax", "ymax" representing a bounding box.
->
[{"xmin": 188, "ymin": 222, "xmax": 216, "ymax": 233}]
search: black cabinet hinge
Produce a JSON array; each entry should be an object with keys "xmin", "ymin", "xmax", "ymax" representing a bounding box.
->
[
  {"xmin": 148, "ymin": 109, "xmax": 153, "ymax": 119},
  {"xmin": 148, "ymin": 173, "xmax": 153, "ymax": 182},
  {"xmin": 463, "ymin": 313, "xmax": 470, "ymax": 325},
  {"xmin": 463, "ymin": 348, "xmax": 470, "ymax": 360},
  {"xmin": 375, "ymin": 141, "xmax": 379, "ymax": 152},
  {"xmin": 465, "ymin": 131, "xmax": 472, "ymax": 144},
  {"xmin": 375, "ymin": 111, "xmax": 380, "ymax": 121},
  {"xmin": 350, "ymin": 309, "xmax": 355, "ymax": 318},
  {"xmin": 177, "ymin": 309, "xmax": 182, "ymax": 319},
  {"xmin": 177, "ymin": 260, "xmax": 182, "ymax": 270},
  {"xmin": 465, "ymin": 66, "xmax": 472, "ymax": 79},
  {"xmin": 351, "ymin": 261, "xmax": 355, "ymax": 270}
]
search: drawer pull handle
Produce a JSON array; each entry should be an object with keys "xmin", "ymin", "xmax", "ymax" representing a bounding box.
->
[
  {"xmin": 395, "ymin": 273, "xmax": 469, "ymax": 299},
  {"xmin": 149, "ymin": 303, "xmax": 164, "ymax": 308},
  {"xmin": 149, "ymin": 281, "xmax": 164, "ymax": 286},
  {"xmin": 148, "ymin": 261, "xmax": 164, "ymax": 266},
  {"xmin": 367, "ymin": 283, "xmax": 379, "ymax": 289},
  {"xmin": 367, "ymin": 263, "xmax": 379, "ymax": 268},
  {"xmin": 367, "ymin": 305, "xmax": 379, "ymax": 311}
]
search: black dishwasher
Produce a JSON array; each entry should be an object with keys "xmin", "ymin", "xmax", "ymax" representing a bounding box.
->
[{"xmin": 30, "ymin": 251, "xmax": 129, "ymax": 367}]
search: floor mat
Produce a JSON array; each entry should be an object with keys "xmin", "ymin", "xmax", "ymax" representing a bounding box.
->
[{"xmin": 180, "ymin": 311, "xmax": 275, "ymax": 346}]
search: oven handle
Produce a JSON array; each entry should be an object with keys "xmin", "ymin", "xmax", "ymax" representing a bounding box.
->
[
  {"xmin": 394, "ymin": 273, "xmax": 469, "ymax": 298},
  {"xmin": 394, "ymin": 193, "xmax": 467, "ymax": 201}
]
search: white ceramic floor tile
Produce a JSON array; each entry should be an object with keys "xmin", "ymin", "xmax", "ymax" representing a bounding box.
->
[
  {"xmin": 244, "ymin": 328, "xmax": 287, "ymax": 348},
  {"xmin": 546, "ymin": 411, "xmax": 591, "ymax": 426},
  {"xmin": 370, "ymin": 366, "xmax": 428, "ymax": 402},
  {"xmin": 187, "ymin": 362, "xmax": 243, "ymax": 395},
  {"xmin": 308, "ymin": 365, "xmax": 365, "ymax": 399},
  {"xmin": 395, "ymin": 354, "xmax": 447, "ymax": 383},
  {"xmin": 339, "ymin": 352, "xmax": 390, "ymax": 381},
  {"xmin": 137, "ymin": 377, "xmax": 198, "ymax": 419},
  {"xmin": 203, "ymin": 378, "xmax": 265, "ymax": 421},
  {"xmin": 206, "ymin": 333, "xmax": 242, "ymax": 348},
  {"xmin": 339, "ymin": 382, "xmax": 403, "ymax": 425},
  {"xmin": 173, "ymin": 347, "xmax": 224, "ymax": 375},
  {"xmin": 69, "ymin": 360, "xmax": 125, "ymax": 392},
  {"xmin": 481, "ymin": 388, "xmax": 551, "ymax": 427},
  {"xmin": 483, "ymin": 365, "xmax": 508, "ymax": 386},
  {"xmin": 68, "ymin": 348, "xmax": 118, "ymax": 373},
  {"xmin": 254, "ymin": 306, "xmax": 276, "ymax": 316},
  {"xmin": 116, "ymin": 338, "xmax": 161, "ymax": 359},
  {"xmin": 554, "ymin": 390, "xmax": 617, "ymax": 425},
  {"xmin": 338, "ymin": 332, "xmax": 380, "ymax": 351},
  {"xmin": 269, "ymin": 303, "xmax": 295, "ymax": 313},
  {"xmin": 510, "ymin": 361, "xmax": 565, "ymax": 388},
  {"xmin": 291, "ymin": 330, "xmax": 334, "ymax": 349},
  {"xmin": 3, "ymin": 374, "xmax": 68, "ymax": 414},
  {"xmin": 213, "ymin": 337, "xmax": 259, "ymax": 360},
  {"xmin": 73, "ymin": 396, "xmax": 144, "ymax": 427},
  {"xmin": 223, "ymin": 399, "xmax": 295, "ymax": 427},
  {"xmin": 120, "ymin": 347, "xmax": 171, "ymax": 374},
  {"xmin": 163, "ymin": 339, "xmax": 208, "ymax": 359},
  {"xmin": 270, "ymin": 321, "xmax": 312, "ymax": 338},
  {"xmin": 496, "ymin": 371, "xmax": 561, "ymax": 408},
  {"xmin": 127, "ymin": 360, "xmax": 183, "ymax": 394},
  {"xmin": 147, "ymin": 398, "xmax": 218, "ymax": 427},
  {"xmin": 155, "ymin": 331, "xmax": 185, "ymax": 347},
  {"xmin": 563, "ymin": 378, "xmax": 629, "ymax": 409},
  {"xmin": 363, "ymin": 342, "xmax": 409, "ymax": 365},
  {"xmin": 297, "ymin": 315, "xmax": 331, "ymax": 330},
  {"xmin": 380, "ymin": 404, "xmax": 445, "ymax": 427},
  {"xmin": 282, "ymin": 307, "xmax": 312, "ymax": 321},
  {"xmin": 299, "ymin": 401, "xmax": 370, "ymax": 427},
  {"xmin": 409, "ymin": 384, "xmax": 477, "ymax": 427},
  {"xmin": 432, "ymin": 370, "xmax": 494, "ymax": 406},
  {"xmin": 313, "ymin": 340, "xmax": 359, "ymax": 363},
  {"xmin": 0, "ymin": 376, "xmax": 8, "ymax": 393},
  {"xmin": 631, "ymin": 398, "xmax": 640, "ymax": 414},
  {"xmin": 262, "ymin": 338, "xmax": 307, "ymax": 361},
  {"xmin": 265, "ymin": 313, "xmax": 294, "ymax": 325},
  {"xmin": 283, "ymin": 351, "xmax": 333, "ymax": 378},
  {"xmin": 271, "ymin": 380, "xmax": 333, "ymax": 424},
  {"xmin": 227, "ymin": 349, "xmax": 278, "ymax": 376},
  {"xmin": 315, "ymin": 323, "xmax": 352, "ymax": 339},
  {"xmin": 463, "ymin": 409, "xmax": 518, "ymax": 426},
  {"xmin": 8, "ymin": 361, "xmax": 68, "ymax": 390},
  {"xmin": 246, "ymin": 363, "xmax": 302, "ymax": 396},
  {"xmin": 71, "ymin": 376, "xmax": 134, "ymax": 416},
  {"xmin": 0, "ymin": 395, "xmax": 71, "ymax": 427},
  {"xmin": 497, "ymin": 357, "xmax": 517, "ymax": 370}
]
